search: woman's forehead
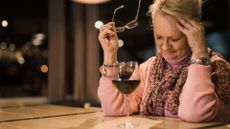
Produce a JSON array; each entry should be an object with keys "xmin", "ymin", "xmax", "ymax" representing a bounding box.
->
[{"xmin": 153, "ymin": 12, "xmax": 183, "ymax": 36}]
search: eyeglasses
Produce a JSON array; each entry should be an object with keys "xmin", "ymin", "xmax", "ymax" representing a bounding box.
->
[{"xmin": 111, "ymin": 0, "xmax": 142, "ymax": 33}]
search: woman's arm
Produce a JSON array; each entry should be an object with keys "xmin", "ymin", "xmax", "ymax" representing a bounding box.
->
[
  {"xmin": 98, "ymin": 58, "xmax": 154, "ymax": 116},
  {"xmin": 97, "ymin": 68, "xmax": 144, "ymax": 116},
  {"xmin": 178, "ymin": 64, "xmax": 223, "ymax": 122},
  {"xmin": 176, "ymin": 17, "xmax": 225, "ymax": 122},
  {"xmin": 98, "ymin": 75, "xmax": 126, "ymax": 116}
]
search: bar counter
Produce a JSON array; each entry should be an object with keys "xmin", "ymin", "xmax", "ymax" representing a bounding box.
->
[{"xmin": 0, "ymin": 104, "xmax": 229, "ymax": 129}]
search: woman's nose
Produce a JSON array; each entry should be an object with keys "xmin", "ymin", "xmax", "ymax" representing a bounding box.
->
[{"xmin": 162, "ymin": 40, "xmax": 171, "ymax": 50}]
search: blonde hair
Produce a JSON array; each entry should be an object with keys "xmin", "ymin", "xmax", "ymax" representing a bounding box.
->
[{"xmin": 149, "ymin": 0, "xmax": 203, "ymax": 21}]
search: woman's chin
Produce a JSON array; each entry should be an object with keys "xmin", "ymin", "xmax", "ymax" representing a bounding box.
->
[{"xmin": 162, "ymin": 55, "xmax": 180, "ymax": 63}]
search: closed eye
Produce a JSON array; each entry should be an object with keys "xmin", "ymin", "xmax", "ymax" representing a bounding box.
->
[
  {"xmin": 156, "ymin": 36, "xmax": 162, "ymax": 40},
  {"xmin": 171, "ymin": 38, "xmax": 180, "ymax": 42},
  {"xmin": 171, "ymin": 37, "xmax": 183, "ymax": 42}
]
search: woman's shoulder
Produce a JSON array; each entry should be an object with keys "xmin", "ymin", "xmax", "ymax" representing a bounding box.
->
[
  {"xmin": 139, "ymin": 56, "xmax": 156, "ymax": 70},
  {"xmin": 210, "ymin": 49, "xmax": 229, "ymax": 63},
  {"xmin": 210, "ymin": 50, "xmax": 230, "ymax": 69}
]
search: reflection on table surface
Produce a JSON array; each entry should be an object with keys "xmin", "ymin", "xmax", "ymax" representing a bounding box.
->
[{"xmin": 0, "ymin": 104, "xmax": 229, "ymax": 129}]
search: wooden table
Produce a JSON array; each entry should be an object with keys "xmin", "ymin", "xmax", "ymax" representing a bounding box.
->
[{"xmin": 0, "ymin": 104, "xmax": 229, "ymax": 129}]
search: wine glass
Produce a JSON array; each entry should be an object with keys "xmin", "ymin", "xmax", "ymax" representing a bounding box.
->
[{"xmin": 112, "ymin": 61, "xmax": 140, "ymax": 128}]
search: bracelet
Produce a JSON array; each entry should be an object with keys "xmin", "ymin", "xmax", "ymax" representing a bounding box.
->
[
  {"xmin": 99, "ymin": 66, "xmax": 113, "ymax": 78},
  {"xmin": 191, "ymin": 57, "xmax": 211, "ymax": 66},
  {"xmin": 103, "ymin": 61, "xmax": 119, "ymax": 67}
]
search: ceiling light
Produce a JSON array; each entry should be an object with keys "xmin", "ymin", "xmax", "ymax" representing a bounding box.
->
[
  {"xmin": 1, "ymin": 20, "xmax": 8, "ymax": 27},
  {"xmin": 71, "ymin": 0, "xmax": 110, "ymax": 4}
]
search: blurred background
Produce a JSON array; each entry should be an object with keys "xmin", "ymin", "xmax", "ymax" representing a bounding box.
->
[{"xmin": 0, "ymin": 0, "xmax": 229, "ymax": 106}]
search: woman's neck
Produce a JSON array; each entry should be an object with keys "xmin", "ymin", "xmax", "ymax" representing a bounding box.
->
[{"xmin": 165, "ymin": 52, "xmax": 191, "ymax": 69}]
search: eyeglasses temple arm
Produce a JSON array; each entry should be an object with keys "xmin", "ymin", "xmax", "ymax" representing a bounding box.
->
[
  {"xmin": 134, "ymin": 0, "xmax": 142, "ymax": 20},
  {"xmin": 112, "ymin": 4, "xmax": 124, "ymax": 22}
]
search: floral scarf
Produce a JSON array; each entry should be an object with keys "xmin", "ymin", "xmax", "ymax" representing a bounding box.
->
[{"xmin": 140, "ymin": 49, "xmax": 230, "ymax": 116}]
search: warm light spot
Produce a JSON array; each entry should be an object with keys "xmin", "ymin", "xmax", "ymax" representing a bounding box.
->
[
  {"xmin": 118, "ymin": 39, "xmax": 124, "ymax": 47},
  {"xmin": 40, "ymin": 65, "xmax": 48, "ymax": 73},
  {"xmin": 1, "ymin": 20, "xmax": 8, "ymax": 27},
  {"xmin": 0, "ymin": 42, "xmax": 7, "ymax": 49},
  {"xmin": 15, "ymin": 52, "xmax": 23, "ymax": 58},
  {"xmin": 9, "ymin": 43, "xmax": 16, "ymax": 51},
  {"xmin": 18, "ymin": 57, "xmax": 25, "ymax": 64},
  {"xmin": 36, "ymin": 33, "xmax": 45, "ymax": 40},
  {"xmin": 24, "ymin": 42, "xmax": 31, "ymax": 50},
  {"xmin": 95, "ymin": 21, "xmax": 103, "ymax": 29},
  {"xmin": 32, "ymin": 33, "xmax": 45, "ymax": 46}
]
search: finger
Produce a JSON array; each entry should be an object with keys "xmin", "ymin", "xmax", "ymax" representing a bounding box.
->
[
  {"xmin": 176, "ymin": 22, "xmax": 189, "ymax": 34},
  {"xmin": 100, "ymin": 23, "xmax": 117, "ymax": 35},
  {"xmin": 100, "ymin": 25, "xmax": 111, "ymax": 33},
  {"xmin": 100, "ymin": 27, "xmax": 115, "ymax": 36},
  {"xmin": 177, "ymin": 18, "xmax": 192, "ymax": 29},
  {"xmin": 100, "ymin": 22, "xmax": 113, "ymax": 30},
  {"xmin": 190, "ymin": 20, "xmax": 204, "ymax": 29},
  {"xmin": 106, "ymin": 29, "xmax": 117, "ymax": 38},
  {"xmin": 99, "ymin": 28, "xmax": 118, "ymax": 43},
  {"xmin": 109, "ymin": 22, "xmax": 116, "ymax": 32}
]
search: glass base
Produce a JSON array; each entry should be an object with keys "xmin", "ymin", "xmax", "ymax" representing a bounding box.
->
[{"xmin": 117, "ymin": 121, "xmax": 138, "ymax": 129}]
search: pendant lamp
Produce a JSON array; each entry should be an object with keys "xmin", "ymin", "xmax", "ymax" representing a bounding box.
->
[{"xmin": 71, "ymin": 0, "xmax": 110, "ymax": 4}]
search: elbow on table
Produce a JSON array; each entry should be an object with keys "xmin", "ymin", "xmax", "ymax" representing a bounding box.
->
[
  {"xmin": 178, "ymin": 108, "xmax": 216, "ymax": 123},
  {"xmin": 178, "ymin": 91, "xmax": 220, "ymax": 122}
]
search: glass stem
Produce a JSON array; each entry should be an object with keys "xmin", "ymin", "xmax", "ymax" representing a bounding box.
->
[{"xmin": 125, "ymin": 94, "xmax": 130, "ymax": 123}]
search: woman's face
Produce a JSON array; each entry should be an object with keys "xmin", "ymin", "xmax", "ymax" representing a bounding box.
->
[{"xmin": 153, "ymin": 12, "xmax": 191, "ymax": 63}]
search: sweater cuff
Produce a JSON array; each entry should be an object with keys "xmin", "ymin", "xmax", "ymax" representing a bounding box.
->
[{"xmin": 188, "ymin": 64, "xmax": 212, "ymax": 78}]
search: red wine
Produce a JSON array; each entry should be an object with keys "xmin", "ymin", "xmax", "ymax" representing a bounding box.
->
[
  {"xmin": 119, "ymin": 72, "xmax": 132, "ymax": 79},
  {"xmin": 112, "ymin": 80, "xmax": 140, "ymax": 94}
]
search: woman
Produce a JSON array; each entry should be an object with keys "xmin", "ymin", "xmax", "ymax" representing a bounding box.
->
[{"xmin": 97, "ymin": 0, "xmax": 230, "ymax": 122}]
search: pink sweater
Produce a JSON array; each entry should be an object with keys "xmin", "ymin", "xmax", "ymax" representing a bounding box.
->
[{"xmin": 97, "ymin": 57, "xmax": 230, "ymax": 122}]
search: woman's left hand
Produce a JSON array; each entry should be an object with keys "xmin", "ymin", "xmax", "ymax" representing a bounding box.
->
[{"xmin": 176, "ymin": 18, "xmax": 209, "ymax": 59}]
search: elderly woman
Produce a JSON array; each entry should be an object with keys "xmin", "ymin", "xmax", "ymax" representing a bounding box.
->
[{"xmin": 97, "ymin": 0, "xmax": 230, "ymax": 122}]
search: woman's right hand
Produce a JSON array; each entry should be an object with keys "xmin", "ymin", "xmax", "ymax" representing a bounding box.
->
[{"xmin": 98, "ymin": 22, "xmax": 119, "ymax": 64}]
